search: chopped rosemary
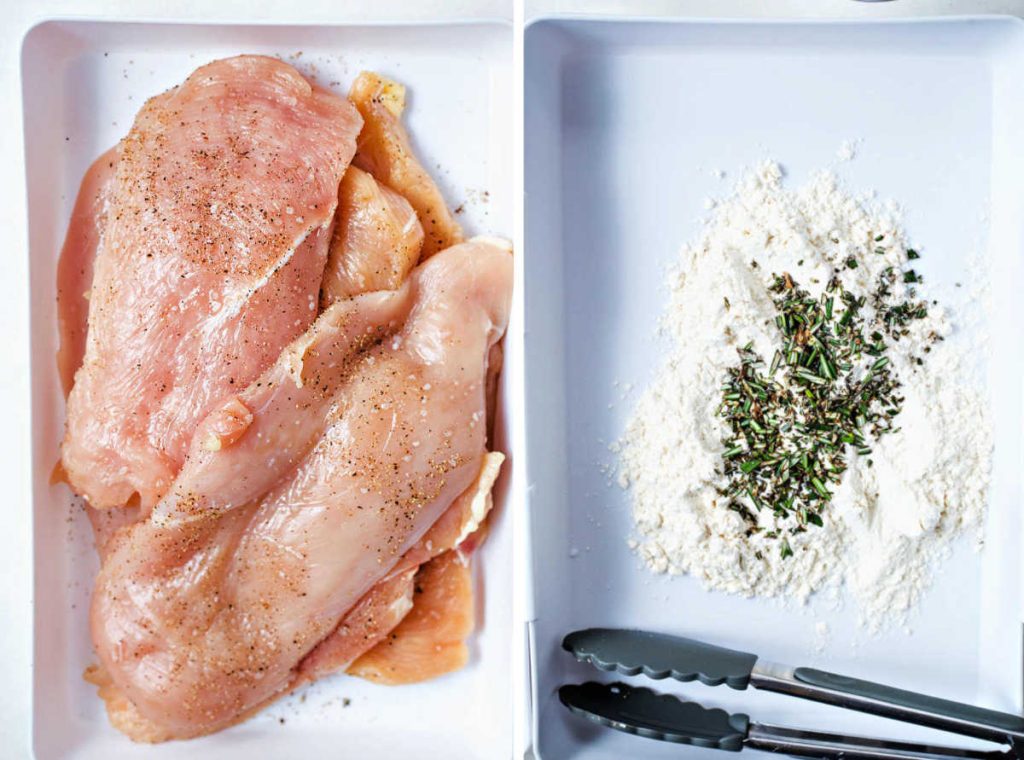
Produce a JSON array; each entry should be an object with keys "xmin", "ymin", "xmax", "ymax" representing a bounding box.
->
[{"xmin": 717, "ymin": 260, "xmax": 935, "ymax": 552}]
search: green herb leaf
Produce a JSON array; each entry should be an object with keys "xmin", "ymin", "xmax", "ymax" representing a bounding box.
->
[{"xmin": 717, "ymin": 268, "xmax": 930, "ymax": 537}]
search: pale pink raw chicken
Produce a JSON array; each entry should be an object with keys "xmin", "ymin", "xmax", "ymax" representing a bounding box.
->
[
  {"xmin": 56, "ymin": 147, "xmax": 118, "ymax": 396},
  {"xmin": 57, "ymin": 56, "xmax": 510, "ymax": 742},
  {"xmin": 61, "ymin": 55, "xmax": 362, "ymax": 510},
  {"xmin": 349, "ymin": 72, "xmax": 464, "ymax": 258},
  {"xmin": 90, "ymin": 240, "xmax": 512, "ymax": 740},
  {"xmin": 320, "ymin": 165, "xmax": 424, "ymax": 306}
]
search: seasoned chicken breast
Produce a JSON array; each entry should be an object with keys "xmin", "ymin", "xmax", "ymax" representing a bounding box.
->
[
  {"xmin": 349, "ymin": 72, "xmax": 464, "ymax": 257},
  {"xmin": 59, "ymin": 57, "xmax": 510, "ymax": 742},
  {"xmin": 57, "ymin": 147, "xmax": 118, "ymax": 396},
  {"xmin": 90, "ymin": 240, "xmax": 512, "ymax": 740},
  {"xmin": 320, "ymin": 166, "xmax": 425, "ymax": 306},
  {"xmin": 62, "ymin": 55, "xmax": 361, "ymax": 510}
]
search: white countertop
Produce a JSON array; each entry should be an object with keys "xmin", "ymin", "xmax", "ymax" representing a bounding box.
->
[{"xmin": 4, "ymin": 1, "xmax": 1022, "ymax": 758}]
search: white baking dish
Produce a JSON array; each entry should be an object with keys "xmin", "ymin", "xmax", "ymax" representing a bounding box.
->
[
  {"xmin": 523, "ymin": 16, "xmax": 1024, "ymax": 759},
  {"xmin": 21, "ymin": 18, "xmax": 512, "ymax": 760}
]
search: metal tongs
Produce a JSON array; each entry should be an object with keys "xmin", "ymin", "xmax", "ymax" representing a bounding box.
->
[{"xmin": 559, "ymin": 629, "xmax": 1024, "ymax": 759}]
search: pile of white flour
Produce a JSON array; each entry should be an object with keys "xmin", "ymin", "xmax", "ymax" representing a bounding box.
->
[{"xmin": 616, "ymin": 161, "xmax": 991, "ymax": 631}]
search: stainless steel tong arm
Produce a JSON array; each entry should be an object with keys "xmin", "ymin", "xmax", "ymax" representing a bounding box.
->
[{"xmin": 751, "ymin": 660, "xmax": 1024, "ymax": 746}]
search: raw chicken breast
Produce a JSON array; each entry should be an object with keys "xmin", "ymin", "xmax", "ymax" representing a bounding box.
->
[
  {"xmin": 309, "ymin": 132, "xmax": 502, "ymax": 679},
  {"xmin": 90, "ymin": 239, "xmax": 512, "ymax": 740},
  {"xmin": 320, "ymin": 166, "xmax": 425, "ymax": 306},
  {"xmin": 297, "ymin": 568, "xmax": 416, "ymax": 682},
  {"xmin": 346, "ymin": 452, "xmax": 504, "ymax": 684},
  {"xmin": 313, "ymin": 115, "xmax": 499, "ymax": 686},
  {"xmin": 57, "ymin": 147, "xmax": 118, "ymax": 396},
  {"xmin": 300, "ymin": 451, "xmax": 504, "ymax": 681},
  {"xmin": 350, "ymin": 72, "xmax": 464, "ymax": 257},
  {"xmin": 349, "ymin": 551, "xmax": 474, "ymax": 684},
  {"xmin": 392, "ymin": 451, "xmax": 504, "ymax": 574},
  {"xmin": 62, "ymin": 55, "xmax": 361, "ymax": 510}
]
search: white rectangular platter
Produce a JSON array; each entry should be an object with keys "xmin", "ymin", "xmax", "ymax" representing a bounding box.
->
[
  {"xmin": 523, "ymin": 16, "xmax": 1024, "ymax": 759},
  {"xmin": 22, "ymin": 18, "xmax": 513, "ymax": 760}
]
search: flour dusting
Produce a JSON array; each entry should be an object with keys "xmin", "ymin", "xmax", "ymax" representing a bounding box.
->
[{"xmin": 616, "ymin": 161, "xmax": 991, "ymax": 631}]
